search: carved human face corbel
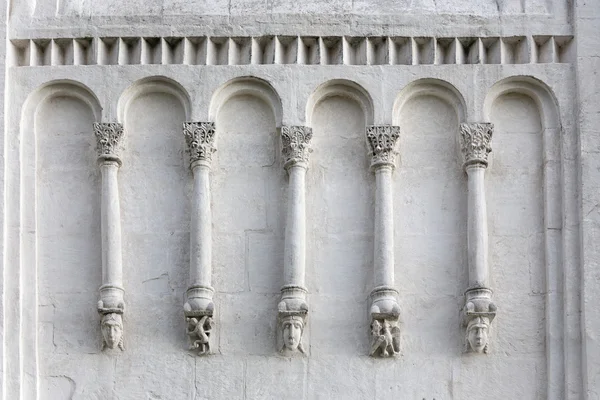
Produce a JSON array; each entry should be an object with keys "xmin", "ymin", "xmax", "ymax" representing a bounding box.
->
[
  {"xmin": 280, "ymin": 316, "xmax": 305, "ymax": 354},
  {"xmin": 101, "ymin": 313, "xmax": 124, "ymax": 351},
  {"xmin": 466, "ymin": 316, "xmax": 490, "ymax": 354}
]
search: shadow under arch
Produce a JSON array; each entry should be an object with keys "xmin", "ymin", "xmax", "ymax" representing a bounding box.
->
[
  {"xmin": 306, "ymin": 79, "xmax": 374, "ymax": 126},
  {"xmin": 483, "ymin": 75, "xmax": 559, "ymax": 129},
  {"xmin": 117, "ymin": 76, "xmax": 191, "ymax": 124},
  {"xmin": 17, "ymin": 78, "xmax": 103, "ymax": 400},
  {"xmin": 208, "ymin": 76, "xmax": 283, "ymax": 128},
  {"xmin": 393, "ymin": 78, "xmax": 467, "ymax": 124}
]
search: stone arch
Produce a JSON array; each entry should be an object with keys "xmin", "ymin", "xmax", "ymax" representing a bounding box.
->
[
  {"xmin": 117, "ymin": 76, "xmax": 191, "ymax": 124},
  {"xmin": 483, "ymin": 75, "xmax": 563, "ymax": 398},
  {"xmin": 208, "ymin": 76, "xmax": 283, "ymax": 128},
  {"xmin": 306, "ymin": 79, "xmax": 374, "ymax": 126},
  {"xmin": 392, "ymin": 78, "xmax": 467, "ymax": 124},
  {"xmin": 483, "ymin": 76, "xmax": 559, "ymax": 129},
  {"xmin": 19, "ymin": 79, "xmax": 103, "ymax": 400}
]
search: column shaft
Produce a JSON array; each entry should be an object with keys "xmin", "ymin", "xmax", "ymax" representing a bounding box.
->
[
  {"xmin": 466, "ymin": 165, "xmax": 488, "ymax": 288},
  {"xmin": 100, "ymin": 162, "xmax": 123, "ymax": 286},
  {"xmin": 373, "ymin": 166, "xmax": 394, "ymax": 288},
  {"xmin": 284, "ymin": 165, "xmax": 307, "ymax": 287},
  {"xmin": 190, "ymin": 164, "xmax": 212, "ymax": 287}
]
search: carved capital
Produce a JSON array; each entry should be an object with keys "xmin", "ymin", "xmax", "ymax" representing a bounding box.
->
[
  {"xmin": 183, "ymin": 122, "xmax": 216, "ymax": 166},
  {"xmin": 282, "ymin": 126, "xmax": 312, "ymax": 169},
  {"xmin": 94, "ymin": 122, "xmax": 124, "ymax": 163},
  {"xmin": 366, "ymin": 125, "xmax": 401, "ymax": 169},
  {"xmin": 459, "ymin": 123, "xmax": 493, "ymax": 168}
]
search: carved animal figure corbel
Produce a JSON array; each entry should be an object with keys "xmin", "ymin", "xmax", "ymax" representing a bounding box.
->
[
  {"xmin": 186, "ymin": 313, "xmax": 214, "ymax": 355},
  {"xmin": 369, "ymin": 318, "xmax": 401, "ymax": 357}
]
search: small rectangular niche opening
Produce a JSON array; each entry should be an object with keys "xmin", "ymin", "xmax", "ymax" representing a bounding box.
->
[
  {"xmin": 298, "ymin": 37, "xmax": 319, "ymax": 65},
  {"xmin": 389, "ymin": 37, "xmax": 411, "ymax": 65},
  {"xmin": 51, "ymin": 39, "xmax": 74, "ymax": 65},
  {"xmin": 481, "ymin": 37, "xmax": 501, "ymax": 64},
  {"xmin": 533, "ymin": 35, "xmax": 555, "ymax": 63},
  {"xmin": 31, "ymin": 39, "xmax": 51, "ymax": 66},
  {"xmin": 459, "ymin": 37, "xmax": 482, "ymax": 64},
  {"xmin": 252, "ymin": 36, "xmax": 275, "ymax": 64},
  {"xmin": 274, "ymin": 36, "xmax": 297, "ymax": 64},
  {"xmin": 554, "ymin": 36, "xmax": 574, "ymax": 63},
  {"xmin": 319, "ymin": 36, "xmax": 343, "ymax": 65},
  {"xmin": 343, "ymin": 36, "xmax": 367, "ymax": 65},
  {"xmin": 73, "ymin": 38, "xmax": 94, "ymax": 65},
  {"xmin": 183, "ymin": 37, "xmax": 207, "ymax": 65},
  {"xmin": 366, "ymin": 37, "xmax": 388, "ymax": 65},
  {"xmin": 229, "ymin": 37, "xmax": 251, "ymax": 65},
  {"xmin": 501, "ymin": 36, "xmax": 529, "ymax": 64},
  {"xmin": 207, "ymin": 37, "xmax": 229, "ymax": 65},
  {"xmin": 97, "ymin": 37, "xmax": 118, "ymax": 65},
  {"xmin": 141, "ymin": 37, "xmax": 162, "ymax": 64},
  {"xmin": 118, "ymin": 37, "xmax": 140, "ymax": 65},
  {"xmin": 10, "ymin": 40, "xmax": 30, "ymax": 66},
  {"xmin": 163, "ymin": 37, "xmax": 184, "ymax": 64},
  {"xmin": 435, "ymin": 38, "xmax": 456, "ymax": 64},
  {"xmin": 413, "ymin": 37, "xmax": 434, "ymax": 65}
]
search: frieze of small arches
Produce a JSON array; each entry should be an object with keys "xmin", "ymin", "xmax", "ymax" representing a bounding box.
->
[{"xmin": 10, "ymin": 34, "xmax": 574, "ymax": 67}]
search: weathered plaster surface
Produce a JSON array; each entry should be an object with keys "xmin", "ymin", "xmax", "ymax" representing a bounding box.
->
[{"xmin": 0, "ymin": 1, "xmax": 597, "ymax": 399}]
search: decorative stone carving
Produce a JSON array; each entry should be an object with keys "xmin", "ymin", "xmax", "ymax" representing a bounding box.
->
[
  {"xmin": 370, "ymin": 318, "xmax": 401, "ymax": 357},
  {"xmin": 94, "ymin": 122, "xmax": 124, "ymax": 161},
  {"xmin": 99, "ymin": 312, "xmax": 124, "ymax": 351},
  {"xmin": 186, "ymin": 312, "xmax": 214, "ymax": 355},
  {"xmin": 459, "ymin": 122, "xmax": 493, "ymax": 167},
  {"xmin": 183, "ymin": 122, "xmax": 217, "ymax": 165},
  {"xmin": 182, "ymin": 122, "xmax": 217, "ymax": 355},
  {"xmin": 366, "ymin": 125, "xmax": 401, "ymax": 169},
  {"xmin": 281, "ymin": 126, "xmax": 312, "ymax": 168},
  {"xmin": 366, "ymin": 125, "xmax": 402, "ymax": 357},
  {"xmin": 278, "ymin": 313, "xmax": 307, "ymax": 355},
  {"xmin": 462, "ymin": 288, "xmax": 497, "ymax": 354},
  {"xmin": 93, "ymin": 122, "xmax": 126, "ymax": 352}
]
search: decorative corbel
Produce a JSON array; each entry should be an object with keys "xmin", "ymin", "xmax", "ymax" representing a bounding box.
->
[
  {"xmin": 366, "ymin": 125, "xmax": 402, "ymax": 358},
  {"xmin": 277, "ymin": 126, "xmax": 312, "ymax": 355},
  {"xmin": 94, "ymin": 122, "xmax": 126, "ymax": 351},
  {"xmin": 182, "ymin": 122, "xmax": 217, "ymax": 355},
  {"xmin": 459, "ymin": 122, "xmax": 497, "ymax": 354}
]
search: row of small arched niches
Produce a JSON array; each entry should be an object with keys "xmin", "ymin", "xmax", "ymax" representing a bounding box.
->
[{"xmin": 20, "ymin": 74, "xmax": 562, "ymax": 137}]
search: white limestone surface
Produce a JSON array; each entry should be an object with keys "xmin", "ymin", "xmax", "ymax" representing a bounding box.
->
[{"xmin": 0, "ymin": 1, "xmax": 597, "ymax": 399}]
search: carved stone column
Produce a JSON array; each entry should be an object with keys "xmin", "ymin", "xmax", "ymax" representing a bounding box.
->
[
  {"xmin": 459, "ymin": 122, "xmax": 497, "ymax": 354},
  {"xmin": 277, "ymin": 126, "xmax": 312, "ymax": 355},
  {"xmin": 182, "ymin": 122, "xmax": 216, "ymax": 355},
  {"xmin": 366, "ymin": 125, "xmax": 401, "ymax": 358},
  {"xmin": 94, "ymin": 122, "xmax": 126, "ymax": 351}
]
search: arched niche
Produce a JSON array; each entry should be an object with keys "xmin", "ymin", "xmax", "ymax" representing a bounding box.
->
[
  {"xmin": 209, "ymin": 76, "xmax": 284, "ymax": 355},
  {"xmin": 304, "ymin": 79, "xmax": 374, "ymax": 355},
  {"xmin": 480, "ymin": 76, "xmax": 561, "ymax": 398},
  {"xmin": 20, "ymin": 80, "xmax": 104, "ymax": 397},
  {"xmin": 117, "ymin": 76, "xmax": 191, "ymax": 124},
  {"xmin": 306, "ymin": 79, "xmax": 374, "ymax": 126},
  {"xmin": 208, "ymin": 77, "xmax": 283, "ymax": 128},
  {"xmin": 391, "ymin": 78, "xmax": 467, "ymax": 355},
  {"xmin": 116, "ymin": 76, "xmax": 191, "ymax": 360}
]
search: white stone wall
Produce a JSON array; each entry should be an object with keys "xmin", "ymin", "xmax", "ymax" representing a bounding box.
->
[{"xmin": 1, "ymin": 1, "xmax": 598, "ymax": 399}]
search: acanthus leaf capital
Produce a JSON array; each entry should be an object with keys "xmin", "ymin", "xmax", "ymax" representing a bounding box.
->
[
  {"xmin": 183, "ymin": 122, "xmax": 217, "ymax": 166},
  {"xmin": 366, "ymin": 125, "xmax": 401, "ymax": 169}
]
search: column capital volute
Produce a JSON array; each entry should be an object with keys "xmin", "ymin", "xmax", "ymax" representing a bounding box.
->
[
  {"xmin": 94, "ymin": 122, "xmax": 124, "ymax": 165},
  {"xmin": 366, "ymin": 125, "xmax": 401, "ymax": 170},
  {"xmin": 281, "ymin": 125, "xmax": 312, "ymax": 170},
  {"xmin": 459, "ymin": 123, "xmax": 493, "ymax": 169},
  {"xmin": 183, "ymin": 122, "xmax": 216, "ymax": 167}
]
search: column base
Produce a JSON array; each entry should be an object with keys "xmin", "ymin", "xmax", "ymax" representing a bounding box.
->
[
  {"xmin": 369, "ymin": 286, "xmax": 401, "ymax": 357},
  {"xmin": 278, "ymin": 285, "xmax": 308, "ymax": 355},
  {"xmin": 184, "ymin": 285, "xmax": 215, "ymax": 356}
]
